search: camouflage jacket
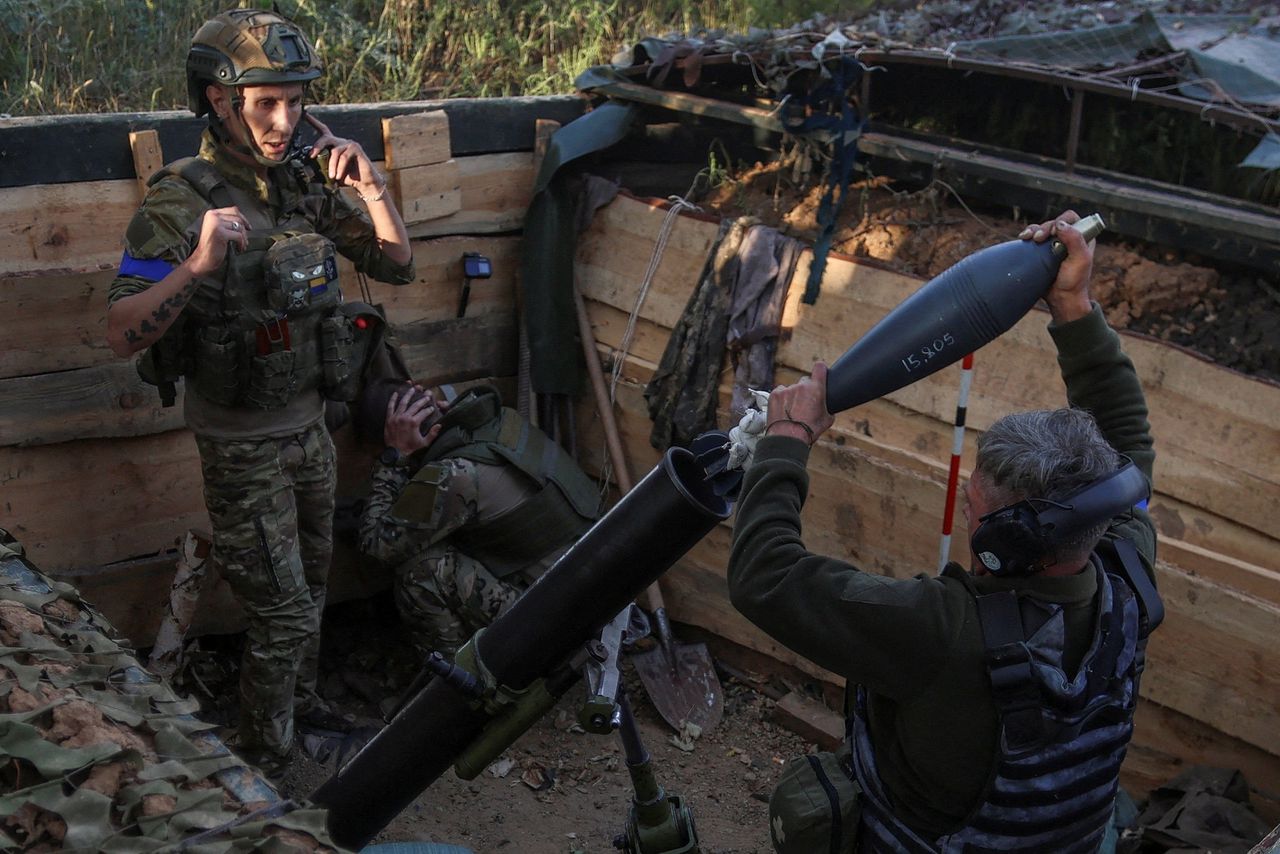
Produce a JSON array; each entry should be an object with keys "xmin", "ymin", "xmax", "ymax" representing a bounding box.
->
[
  {"xmin": 359, "ymin": 457, "xmax": 490, "ymax": 569},
  {"xmin": 359, "ymin": 456, "xmax": 581, "ymax": 578}
]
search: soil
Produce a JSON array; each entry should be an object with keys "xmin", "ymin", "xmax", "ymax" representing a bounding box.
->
[
  {"xmin": 177, "ymin": 595, "xmax": 813, "ymax": 854},
  {"xmin": 696, "ymin": 162, "xmax": 1280, "ymax": 384}
]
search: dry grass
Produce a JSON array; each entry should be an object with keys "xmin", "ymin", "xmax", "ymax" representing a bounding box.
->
[{"xmin": 0, "ymin": 0, "xmax": 876, "ymax": 115}]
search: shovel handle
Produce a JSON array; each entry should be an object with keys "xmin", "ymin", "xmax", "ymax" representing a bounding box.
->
[
  {"xmin": 573, "ymin": 284, "xmax": 669, "ymax": 615},
  {"xmin": 574, "ymin": 285, "xmax": 633, "ymax": 493}
]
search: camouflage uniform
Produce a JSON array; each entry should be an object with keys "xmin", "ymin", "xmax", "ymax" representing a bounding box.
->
[
  {"xmin": 359, "ymin": 457, "xmax": 551, "ymax": 657},
  {"xmin": 109, "ymin": 131, "xmax": 414, "ymax": 775},
  {"xmin": 358, "ymin": 396, "xmax": 600, "ymax": 659}
]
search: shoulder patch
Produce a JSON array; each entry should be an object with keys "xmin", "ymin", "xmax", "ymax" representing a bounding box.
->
[{"xmin": 390, "ymin": 462, "xmax": 451, "ymax": 529}]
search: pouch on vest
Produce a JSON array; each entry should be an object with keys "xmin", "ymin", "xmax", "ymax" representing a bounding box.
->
[
  {"xmin": 320, "ymin": 313, "xmax": 358, "ymax": 401},
  {"xmin": 264, "ymin": 233, "xmax": 339, "ymax": 314},
  {"xmin": 329, "ymin": 301, "xmax": 394, "ymax": 405},
  {"xmin": 245, "ymin": 349, "xmax": 296, "ymax": 409},
  {"xmin": 769, "ymin": 744, "xmax": 861, "ymax": 854},
  {"xmin": 192, "ymin": 326, "xmax": 241, "ymax": 406},
  {"xmin": 136, "ymin": 314, "xmax": 188, "ymax": 407}
]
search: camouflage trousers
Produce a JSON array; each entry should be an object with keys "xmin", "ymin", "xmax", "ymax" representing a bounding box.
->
[
  {"xmin": 196, "ymin": 422, "xmax": 336, "ymax": 771},
  {"xmin": 393, "ymin": 545, "xmax": 533, "ymax": 659}
]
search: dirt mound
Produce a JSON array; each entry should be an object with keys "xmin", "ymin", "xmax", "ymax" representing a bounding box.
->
[{"xmin": 699, "ymin": 162, "xmax": 1279, "ymax": 382}]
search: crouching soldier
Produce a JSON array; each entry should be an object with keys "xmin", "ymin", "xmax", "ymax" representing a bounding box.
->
[{"xmin": 358, "ymin": 384, "xmax": 601, "ymax": 658}]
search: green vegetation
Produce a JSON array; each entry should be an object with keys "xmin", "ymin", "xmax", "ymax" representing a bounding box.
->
[{"xmin": 0, "ymin": 0, "xmax": 875, "ymax": 115}]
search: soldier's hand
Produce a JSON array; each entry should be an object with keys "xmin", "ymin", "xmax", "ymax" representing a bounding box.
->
[
  {"xmin": 385, "ymin": 384, "xmax": 442, "ymax": 455},
  {"xmin": 187, "ymin": 207, "xmax": 249, "ymax": 277},
  {"xmin": 306, "ymin": 113, "xmax": 386, "ymax": 201},
  {"xmin": 765, "ymin": 362, "xmax": 834, "ymax": 446},
  {"xmin": 1019, "ymin": 210, "xmax": 1094, "ymax": 323}
]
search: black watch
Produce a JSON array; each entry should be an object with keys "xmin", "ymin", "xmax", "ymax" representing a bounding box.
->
[{"xmin": 379, "ymin": 446, "xmax": 404, "ymax": 467}]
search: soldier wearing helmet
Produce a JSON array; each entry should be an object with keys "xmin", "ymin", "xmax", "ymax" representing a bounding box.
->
[{"xmin": 104, "ymin": 8, "xmax": 415, "ymax": 781}]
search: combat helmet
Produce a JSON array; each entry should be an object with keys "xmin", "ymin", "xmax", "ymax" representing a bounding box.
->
[{"xmin": 186, "ymin": 8, "xmax": 323, "ymax": 118}]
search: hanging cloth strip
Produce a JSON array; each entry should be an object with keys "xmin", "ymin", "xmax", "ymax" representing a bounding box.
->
[
  {"xmin": 520, "ymin": 101, "xmax": 637, "ymax": 396},
  {"xmin": 725, "ymin": 223, "xmax": 804, "ymax": 418},
  {"xmin": 644, "ymin": 217, "xmax": 743, "ymax": 450},
  {"xmin": 784, "ymin": 55, "xmax": 867, "ymax": 306}
]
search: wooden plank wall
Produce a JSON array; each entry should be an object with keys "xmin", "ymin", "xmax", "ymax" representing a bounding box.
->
[
  {"xmin": 0, "ymin": 106, "xmax": 542, "ymax": 636},
  {"xmin": 3, "ymin": 99, "xmax": 1277, "ymax": 818},
  {"xmin": 571, "ymin": 193, "xmax": 1280, "ymax": 818}
]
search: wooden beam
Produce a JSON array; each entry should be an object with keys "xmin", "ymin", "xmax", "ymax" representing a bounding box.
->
[
  {"xmin": 1128, "ymin": 700, "xmax": 1280, "ymax": 824},
  {"xmin": 0, "ymin": 430, "xmax": 208, "ymax": 572},
  {"xmin": 0, "ymin": 179, "xmax": 133, "ymax": 275},
  {"xmin": 772, "ymin": 692, "xmax": 844, "ymax": 751},
  {"xmin": 857, "ymin": 131, "xmax": 1280, "ymax": 276},
  {"xmin": 394, "ymin": 159, "xmax": 462, "ymax": 225},
  {"xmin": 397, "ymin": 313, "xmax": 518, "ymax": 387},
  {"xmin": 1064, "ymin": 89, "xmax": 1084, "ymax": 175},
  {"xmin": 345, "ymin": 233, "xmax": 521, "ymax": 325},
  {"xmin": 589, "ymin": 80, "xmax": 786, "ymax": 134},
  {"xmin": 128, "ymin": 129, "xmax": 164, "ymax": 203},
  {"xmin": 0, "ymin": 361, "xmax": 185, "ymax": 447},
  {"xmin": 579, "ymin": 295, "xmax": 1280, "ymax": 602},
  {"xmin": 0, "ymin": 236, "xmax": 518, "ymax": 383},
  {"xmin": 405, "ymin": 152, "xmax": 535, "ymax": 238},
  {"xmin": 0, "ymin": 96, "xmax": 587, "ymax": 188},
  {"xmin": 0, "ymin": 310, "xmax": 515, "ymax": 448},
  {"xmin": 0, "ymin": 268, "xmax": 115, "ymax": 379},
  {"xmin": 382, "ymin": 109, "xmax": 451, "ymax": 171}
]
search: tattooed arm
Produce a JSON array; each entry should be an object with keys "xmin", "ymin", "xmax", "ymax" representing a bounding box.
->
[{"xmin": 106, "ymin": 205, "xmax": 249, "ymax": 356}]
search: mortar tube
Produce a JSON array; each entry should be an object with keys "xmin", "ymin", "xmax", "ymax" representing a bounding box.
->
[{"xmin": 311, "ymin": 444, "xmax": 732, "ymax": 850}]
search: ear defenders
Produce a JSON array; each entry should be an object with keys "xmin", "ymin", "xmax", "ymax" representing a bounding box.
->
[{"xmin": 971, "ymin": 460, "xmax": 1149, "ymax": 576}]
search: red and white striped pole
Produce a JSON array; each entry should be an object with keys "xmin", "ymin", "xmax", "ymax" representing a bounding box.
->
[{"xmin": 939, "ymin": 353, "xmax": 975, "ymax": 573}]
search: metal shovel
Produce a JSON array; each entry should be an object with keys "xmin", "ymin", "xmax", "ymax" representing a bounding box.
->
[
  {"xmin": 573, "ymin": 285, "xmax": 725, "ymax": 733},
  {"xmin": 630, "ymin": 585, "xmax": 724, "ymax": 733}
]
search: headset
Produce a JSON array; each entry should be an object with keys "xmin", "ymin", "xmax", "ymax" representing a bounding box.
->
[{"xmin": 971, "ymin": 459, "xmax": 1149, "ymax": 576}]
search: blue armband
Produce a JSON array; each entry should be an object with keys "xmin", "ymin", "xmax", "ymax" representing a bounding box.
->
[{"xmin": 118, "ymin": 250, "xmax": 176, "ymax": 283}]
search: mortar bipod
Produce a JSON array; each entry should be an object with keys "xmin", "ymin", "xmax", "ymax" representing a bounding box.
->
[{"xmin": 577, "ymin": 605, "xmax": 701, "ymax": 854}]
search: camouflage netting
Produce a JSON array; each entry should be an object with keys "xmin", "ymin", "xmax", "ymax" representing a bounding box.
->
[{"xmin": 0, "ymin": 528, "xmax": 349, "ymax": 853}]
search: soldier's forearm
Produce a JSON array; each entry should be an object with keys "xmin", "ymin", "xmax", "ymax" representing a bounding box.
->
[
  {"xmin": 365, "ymin": 196, "xmax": 412, "ymax": 267},
  {"xmin": 106, "ymin": 266, "xmax": 200, "ymax": 356}
]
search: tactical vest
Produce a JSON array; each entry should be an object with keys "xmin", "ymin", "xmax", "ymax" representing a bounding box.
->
[
  {"xmin": 391, "ymin": 386, "xmax": 601, "ymax": 577},
  {"xmin": 139, "ymin": 157, "xmax": 369, "ymax": 409},
  {"xmin": 849, "ymin": 555, "xmax": 1146, "ymax": 854}
]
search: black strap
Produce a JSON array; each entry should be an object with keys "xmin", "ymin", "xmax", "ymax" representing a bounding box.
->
[
  {"xmin": 976, "ymin": 591, "xmax": 1045, "ymax": 749},
  {"xmin": 171, "ymin": 157, "xmax": 236, "ymax": 210},
  {"xmin": 1106, "ymin": 537, "xmax": 1163, "ymax": 638},
  {"xmin": 1085, "ymin": 577, "xmax": 1128, "ymax": 697}
]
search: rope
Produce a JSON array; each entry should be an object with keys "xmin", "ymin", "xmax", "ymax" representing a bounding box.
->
[
  {"xmin": 938, "ymin": 352, "xmax": 975, "ymax": 573},
  {"xmin": 607, "ymin": 195, "xmax": 698, "ymax": 404}
]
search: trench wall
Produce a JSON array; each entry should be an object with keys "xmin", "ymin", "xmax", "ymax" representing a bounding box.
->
[
  {"xmin": 0, "ymin": 96, "xmax": 584, "ymax": 633},
  {"xmin": 569, "ymin": 193, "xmax": 1280, "ymax": 820},
  {"xmin": 2, "ymin": 96, "xmax": 1277, "ymax": 820}
]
